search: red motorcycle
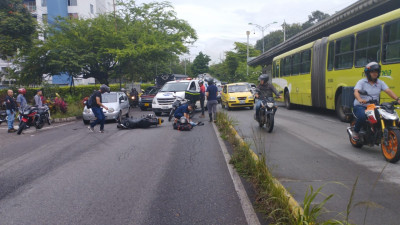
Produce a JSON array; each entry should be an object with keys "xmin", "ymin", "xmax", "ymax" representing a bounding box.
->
[{"xmin": 17, "ymin": 106, "xmax": 39, "ymax": 135}]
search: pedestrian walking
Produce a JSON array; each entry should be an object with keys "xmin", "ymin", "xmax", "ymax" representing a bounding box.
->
[
  {"xmin": 199, "ymin": 80, "xmax": 206, "ymax": 118},
  {"xmin": 5, "ymin": 89, "xmax": 17, "ymax": 133},
  {"xmin": 206, "ymin": 78, "xmax": 218, "ymax": 122},
  {"xmin": 88, "ymin": 84, "xmax": 110, "ymax": 133}
]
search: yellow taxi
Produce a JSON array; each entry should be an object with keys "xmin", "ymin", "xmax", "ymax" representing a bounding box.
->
[{"xmin": 221, "ymin": 83, "xmax": 255, "ymax": 110}]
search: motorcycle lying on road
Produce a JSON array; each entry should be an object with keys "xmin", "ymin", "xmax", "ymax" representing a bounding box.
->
[
  {"xmin": 347, "ymin": 90, "xmax": 400, "ymax": 163},
  {"xmin": 117, "ymin": 114, "xmax": 164, "ymax": 129}
]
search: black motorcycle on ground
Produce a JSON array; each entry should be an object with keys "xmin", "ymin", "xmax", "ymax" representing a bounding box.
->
[
  {"xmin": 347, "ymin": 90, "xmax": 400, "ymax": 163},
  {"xmin": 255, "ymin": 96, "xmax": 279, "ymax": 132},
  {"xmin": 36, "ymin": 105, "xmax": 51, "ymax": 128},
  {"xmin": 117, "ymin": 114, "xmax": 164, "ymax": 129}
]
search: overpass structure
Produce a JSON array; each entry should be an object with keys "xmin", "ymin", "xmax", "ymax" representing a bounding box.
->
[{"xmin": 248, "ymin": 0, "xmax": 400, "ymax": 67}]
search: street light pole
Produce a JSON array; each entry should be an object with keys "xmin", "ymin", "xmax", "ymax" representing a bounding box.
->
[
  {"xmin": 246, "ymin": 31, "xmax": 250, "ymax": 76},
  {"xmin": 248, "ymin": 21, "xmax": 277, "ymax": 53}
]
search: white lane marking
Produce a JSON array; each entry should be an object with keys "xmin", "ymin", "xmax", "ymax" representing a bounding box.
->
[{"xmin": 212, "ymin": 122, "xmax": 261, "ymax": 225}]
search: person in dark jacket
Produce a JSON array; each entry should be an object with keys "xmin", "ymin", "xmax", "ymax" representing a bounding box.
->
[
  {"xmin": 88, "ymin": 84, "xmax": 110, "ymax": 133},
  {"xmin": 5, "ymin": 90, "xmax": 17, "ymax": 133},
  {"xmin": 206, "ymin": 78, "xmax": 218, "ymax": 122},
  {"xmin": 255, "ymin": 74, "xmax": 282, "ymax": 120},
  {"xmin": 174, "ymin": 103, "xmax": 193, "ymax": 121}
]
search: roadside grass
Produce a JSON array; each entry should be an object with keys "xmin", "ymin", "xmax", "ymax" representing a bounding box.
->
[{"xmin": 215, "ymin": 111, "xmax": 386, "ymax": 225}]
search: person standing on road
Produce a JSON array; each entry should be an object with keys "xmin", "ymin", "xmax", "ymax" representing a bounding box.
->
[
  {"xmin": 88, "ymin": 84, "xmax": 110, "ymax": 133},
  {"xmin": 34, "ymin": 90, "xmax": 43, "ymax": 107},
  {"xmin": 206, "ymin": 78, "xmax": 218, "ymax": 123},
  {"xmin": 352, "ymin": 62, "xmax": 400, "ymax": 141},
  {"xmin": 199, "ymin": 80, "xmax": 206, "ymax": 118},
  {"xmin": 16, "ymin": 88, "xmax": 27, "ymax": 110},
  {"xmin": 5, "ymin": 90, "xmax": 17, "ymax": 133}
]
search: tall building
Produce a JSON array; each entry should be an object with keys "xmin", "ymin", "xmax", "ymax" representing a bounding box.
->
[{"xmin": 0, "ymin": 0, "xmax": 114, "ymax": 87}]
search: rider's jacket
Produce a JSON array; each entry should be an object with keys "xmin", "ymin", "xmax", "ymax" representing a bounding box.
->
[
  {"xmin": 353, "ymin": 78, "xmax": 388, "ymax": 107},
  {"xmin": 257, "ymin": 83, "xmax": 280, "ymax": 99}
]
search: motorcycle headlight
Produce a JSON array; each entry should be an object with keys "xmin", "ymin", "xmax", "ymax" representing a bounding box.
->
[
  {"xmin": 131, "ymin": 96, "xmax": 135, "ymax": 100},
  {"xmin": 267, "ymin": 102, "xmax": 274, "ymax": 108},
  {"xmin": 229, "ymin": 97, "xmax": 236, "ymax": 101},
  {"xmin": 108, "ymin": 107, "xmax": 115, "ymax": 113}
]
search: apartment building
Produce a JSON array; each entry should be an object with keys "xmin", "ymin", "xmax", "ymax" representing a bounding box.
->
[{"xmin": 0, "ymin": 0, "xmax": 114, "ymax": 87}]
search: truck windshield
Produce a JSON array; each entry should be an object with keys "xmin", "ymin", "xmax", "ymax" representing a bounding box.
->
[{"xmin": 160, "ymin": 82, "xmax": 189, "ymax": 92}]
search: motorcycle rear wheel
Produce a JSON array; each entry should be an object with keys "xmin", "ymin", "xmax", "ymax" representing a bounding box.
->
[
  {"xmin": 36, "ymin": 119, "xmax": 44, "ymax": 129},
  {"xmin": 381, "ymin": 129, "xmax": 400, "ymax": 163},
  {"xmin": 266, "ymin": 114, "xmax": 274, "ymax": 133},
  {"xmin": 17, "ymin": 122, "xmax": 26, "ymax": 135},
  {"xmin": 349, "ymin": 120, "xmax": 363, "ymax": 148}
]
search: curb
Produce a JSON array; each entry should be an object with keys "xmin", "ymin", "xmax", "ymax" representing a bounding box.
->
[
  {"xmin": 52, "ymin": 116, "xmax": 80, "ymax": 123},
  {"xmin": 228, "ymin": 124, "xmax": 304, "ymax": 218}
]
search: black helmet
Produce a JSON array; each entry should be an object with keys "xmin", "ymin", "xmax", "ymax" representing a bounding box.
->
[
  {"xmin": 179, "ymin": 117, "xmax": 188, "ymax": 124},
  {"xmin": 100, "ymin": 84, "xmax": 110, "ymax": 93},
  {"xmin": 364, "ymin": 62, "xmax": 381, "ymax": 81},
  {"xmin": 258, "ymin": 74, "xmax": 269, "ymax": 83},
  {"xmin": 207, "ymin": 78, "xmax": 214, "ymax": 85}
]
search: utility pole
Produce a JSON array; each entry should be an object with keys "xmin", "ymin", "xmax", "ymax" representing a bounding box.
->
[
  {"xmin": 283, "ymin": 20, "xmax": 286, "ymax": 42},
  {"xmin": 249, "ymin": 21, "xmax": 277, "ymax": 53},
  {"xmin": 246, "ymin": 31, "xmax": 250, "ymax": 76}
]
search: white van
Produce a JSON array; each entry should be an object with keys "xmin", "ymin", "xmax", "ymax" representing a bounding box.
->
[{"xmin": 152, "ymin": 79, "xmax": 201, "ymax": 116}]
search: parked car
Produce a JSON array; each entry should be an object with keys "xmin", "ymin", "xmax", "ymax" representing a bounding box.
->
[
  {"xmin": 139, "ymin": 87, "xmax": 160, "ymax": 111},
  {"xmin": 152, "ymin": 79, "xmax": 201, "ymax": 116},
  {"xmin": 82, "ymin": 92, "xmax": 130, "ymax": 124},
  {"xmin": 221, "ymin": 83, "xmax": 255, "ymax": 110}
]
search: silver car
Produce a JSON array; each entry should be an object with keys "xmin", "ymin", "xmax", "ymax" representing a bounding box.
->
[{"xmin": 82, "ymin": 92, "xmax": 130, "ymax": 124}]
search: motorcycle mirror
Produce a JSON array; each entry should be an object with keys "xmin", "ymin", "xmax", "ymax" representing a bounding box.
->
[{"xmin": 358, "ymin": 90, "xmax": 368, "ymax": 95}]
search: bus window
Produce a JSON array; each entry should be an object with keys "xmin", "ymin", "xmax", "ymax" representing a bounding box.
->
[
  {"xmin": 283, "ymin": 56, "xmax": 292, "ymax": 76},
  {"xmin": 301, "ymin": 49, "xmax": 311, "ymax": 73},
  {"xmin": 383, "ymin": 20, "xmax": 400, "ymax": 64},
  {"xmin": 327, "ymin": 41, "xmax": 334, "ymax": 71},
  {"xmin": 292, "ymin": 53, "xmax": 301, "ymax": 75},
  {"xmin": 334, "ymin": 35, "xmax": 354, "ymax": 69},
  {"xmin": 355, "ymin": 26, "xmax": 381, "ymax": 67}
]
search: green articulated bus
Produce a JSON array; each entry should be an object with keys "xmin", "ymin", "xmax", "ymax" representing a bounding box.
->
[{"xmin": 272, "ymin": 8, "xmax": 400, "ymax": 121}]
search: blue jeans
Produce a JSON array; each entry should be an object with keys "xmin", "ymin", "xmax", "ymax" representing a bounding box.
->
[
  {"xmin": 255, "ymin": 100, "xmax": 262, "ymax": 115},
  {"xmin": 6, "ymin": 110, "xmax": 15, "ymax": 129},
  {"xmin": 353, "ymin": 105, "xmax": 367, "ymax": 133},
  {"xmin": 90, "ymin": 107, "xmax": 105, "ymax": 130}
]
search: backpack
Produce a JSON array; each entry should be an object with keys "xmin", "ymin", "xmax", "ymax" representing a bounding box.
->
[
  {"xmin": 177, "ymin": 122, "xmax": 192, "ymax": 131},
  {"xmin": 86, "ymin": 92, "xmax": 95, "ymax": 109}
]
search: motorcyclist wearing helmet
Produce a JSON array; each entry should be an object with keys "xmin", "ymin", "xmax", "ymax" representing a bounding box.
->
[
  {"xmin": 199, "ymin": 80, "xmax": 206, "ymax": 118},
  {"xmin": 255, "ymin": 74, "xmax": 282, "ymax": 120},
  {"xmin": 16, "ymin": 88, "xmax": 27, "ymax": 110},
  {"xmin": 352, "ymin": 62, "xmax": 400, "ymax": 141},
  {"xmin": 88, "ymin": 84, "xmax": 110, "ymax": 133}
]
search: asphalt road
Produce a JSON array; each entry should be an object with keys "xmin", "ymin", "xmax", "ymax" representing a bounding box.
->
[
  {"xmin": 0, "ymin": 108, "xmax": 248, "ymax": 225},
  {"xmin": 225, "ymin": 102, "xmax": 400, "ymax": 225}
]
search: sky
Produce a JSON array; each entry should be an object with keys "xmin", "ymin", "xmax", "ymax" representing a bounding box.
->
[{"xmin": 135, "ymin": 0, "xmax": 359, "ymax": 64}]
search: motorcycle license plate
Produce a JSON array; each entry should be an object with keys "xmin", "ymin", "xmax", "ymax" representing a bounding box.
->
[
  {"xmin": 240, "ymin": 100, "xmax": 245, "ymax": 104},
  {"xmin": 144, "ymin": 103, "xmax": 149, "ymax": 106}
]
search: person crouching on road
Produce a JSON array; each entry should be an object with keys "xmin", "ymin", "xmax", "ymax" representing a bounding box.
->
[
  {"xmin": 174, "ymin": 103, "xmax": 193, "ymax": 122},
  {"xmin": 88, "ymin": 84, "xmax": 110, "ymax": 133},
  {"xmin": 206, "ymin": 78, "xmax": 218, "ymax": 122},
  {"xmin": 5, "ymin": 90, "xmax": 17, "ymax": 133}
]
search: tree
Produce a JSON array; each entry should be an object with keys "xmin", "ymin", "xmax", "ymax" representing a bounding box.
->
[
  {"xmin": 0, "ymin": 0, "xmax": 36, "ymax": 59},
  {"xmin": 191, "ymin": 52, "xmax": 211, "ymax": 76},
  {"xmin": 302, "ymin": 10, "xmax": 330, "ymax": 30},
  {"xmin": 15, "ymin": 0, "xmax": 197, "ymax": 85}
]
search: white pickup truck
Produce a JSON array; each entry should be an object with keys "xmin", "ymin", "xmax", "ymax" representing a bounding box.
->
[{"xmin": 152, "ymin": 79, "xmax": 201, "ymax": 116}]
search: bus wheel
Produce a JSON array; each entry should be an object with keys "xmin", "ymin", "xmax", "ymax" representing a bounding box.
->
[
  {"xmin": 336, "ymin": 93, "xmax": 351, "ymax": 122},
  {"xmin": 285, "ymin": 92, "xmax": 293, "ymax": 110}
]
